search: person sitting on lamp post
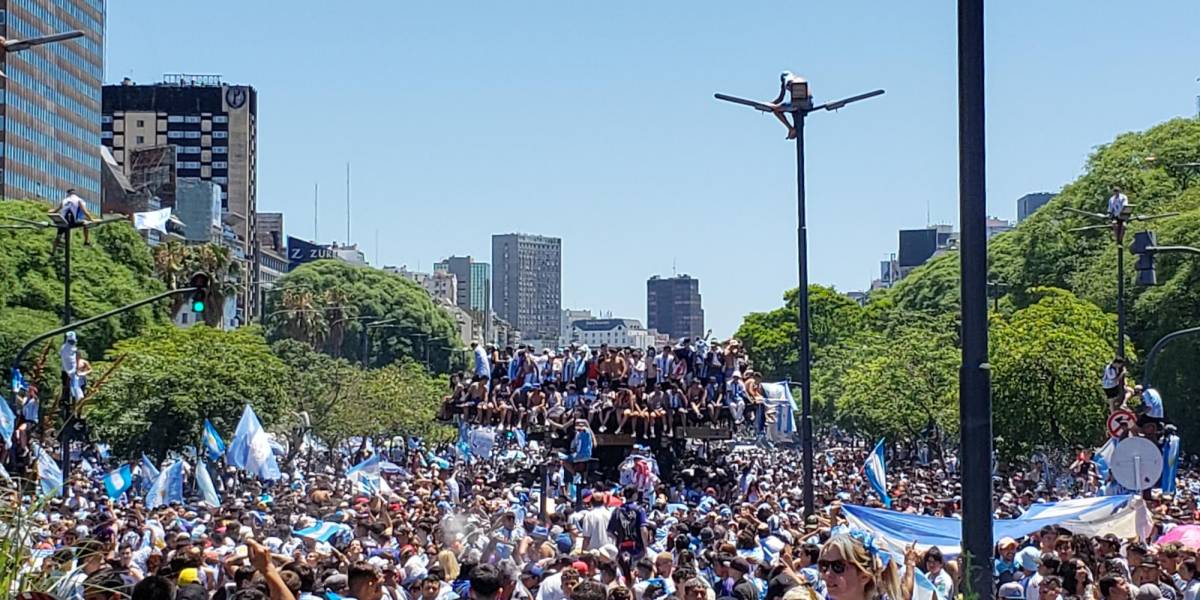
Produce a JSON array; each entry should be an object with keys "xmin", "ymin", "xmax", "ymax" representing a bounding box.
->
[
  {"xmin": 52, "ymin": 188, "xmax": 94, "ymax": 251},
  {"xmin": 1108, "ymin": 186, "xmax": 1129, "ymax": 219}
]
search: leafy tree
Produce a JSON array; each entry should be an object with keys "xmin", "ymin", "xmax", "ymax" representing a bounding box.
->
[
  {"xmin": 264, "ymin": 260, "xmax": 462, "ymax": 371},
  {"xmin": 0, "ymin": 200, "xmax": 166, "ymax": 372},
  {"xmin": 834, "ymin": 315, "xmax": 960, "ymax": 446},
  {"xmin": 734, "ymin": 285, "xmax": 865, "ymax": 381},
  {"xmin": 990, "ymin": 288, "xmax": 1116, "ymax": 458},
  {"xmin": 85, "ymin": 325, "xmax": 290, "ymax": 459}
]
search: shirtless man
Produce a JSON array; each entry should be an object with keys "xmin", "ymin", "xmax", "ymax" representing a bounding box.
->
[
  {"xmin": 646, "ymin": 383, "xmax": 668, "ymax": 438},
  {"xmin": 466, "ymin": 377, "xmax": 488, "ymax": 424},
  {"xmin": 615, "ymin": 385, "xmax": 636, "ymax": 435},
  {"xmin": 645, "ymin": 347, "xmax": 660, "ymax": 391},
  {"xmin": 527, "ymin": 382, "xmax": 549, "ymax": 429}
]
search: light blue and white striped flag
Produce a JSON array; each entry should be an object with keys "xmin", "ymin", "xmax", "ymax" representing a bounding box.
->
[
  {"xmin": 103, "ymin": 464, "xmax": 133, "ymax": 500},
  {"xmin": 37, "ymin": 447, "xmax": 63, "ymax": 497},
  {"xmin": 227, "ymin": 405, "xmax": 281, "ymax": 480},
  {"xmin": 195, "ymin": 460, "xmax": 220, "ymax": 507},
  {"xmin": 202, "ymin": 419, "xmax": 225, "ymax": 462},
  {"xmin": 864, "ymin": 438, "xmax": 891, "ymax": 508},
  {"xmin": 1162, "ymin": 434, "xmax": 1181, "ymax": 494},
  {"xmin": 1094, "ymin": 437, "xmax": 1117, "ymax": 483},
  {"xmin": 761, "ymin": 382, "xmax": 797, "ymax": 443},
  {"xmin": 146, "ymin": 460, "xmax": 184, "ymax": 509},
  {"xmin": 912, "ymin": 568, "xmax": 946, "ymax": 600},
  {"xmin": 141, "ymin": 454, "xmax": 160, "ymax": 481},
  {"xmin": 295, "ymin": 520, "xmax": 352, "ymax": 543},
  {"xmin": 0, "ymin": 398, "xmax": 15, "ymax": 445}
]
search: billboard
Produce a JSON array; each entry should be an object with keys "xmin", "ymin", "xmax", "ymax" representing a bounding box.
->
[
  {"xmin": 287, "ymin": 236, "xmax": 337, "ymax": 271},
  {"xmin": 898, "ymin": 228, "xmax": 938, "ymax": 268}
]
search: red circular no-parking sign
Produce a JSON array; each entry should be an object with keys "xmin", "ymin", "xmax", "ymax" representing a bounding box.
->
[{"xmin": 1107, "ymin": 410, "xmax": 1136, "ymax": 437}]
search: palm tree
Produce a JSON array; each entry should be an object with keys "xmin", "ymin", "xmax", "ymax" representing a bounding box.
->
[
  {"xmin": 189, "ymin": 244, "xmax": 238, "ymax": 327},
  {"xmin": 322, "ymin": 287, "xmax": 354, "ymax": 357},
  {"xmin": 152, "ymin": 241, "xmax": 187, "ymax": 289},
  {"xmin": 275, "ymin": 288, "xmax": 328, "ymax": 348}
]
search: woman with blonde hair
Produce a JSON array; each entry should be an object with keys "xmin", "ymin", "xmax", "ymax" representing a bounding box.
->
[
  {"xmin": 436, "ymin": 549, "xmax": 460, "ymax": 581},
  {"xmin": 819, "ymin": 530, "xmax": 904, "ymax": 600}
]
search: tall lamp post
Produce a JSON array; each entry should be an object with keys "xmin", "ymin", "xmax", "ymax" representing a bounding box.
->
[{"xmin": 716, "ymin": 75, "xmax": 883, "ymax": 517}]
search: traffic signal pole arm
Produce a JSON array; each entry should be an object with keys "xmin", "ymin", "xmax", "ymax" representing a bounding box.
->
[
  {"xmin": 8, "ymin": 285, "xmax": 201, "ymax": 392},
  {"xmin": 1145, "ymin": 245, "xmax": 1200, "ymax": 255}
]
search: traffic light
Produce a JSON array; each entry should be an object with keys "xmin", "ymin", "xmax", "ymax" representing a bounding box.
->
[
  {"xmin": 1130, "ymin": 231, "xmax": 1157, "ymax": 286},
  {"xmin": 187, "ymin": 272, "xmax": 210, "ymax": 313}
]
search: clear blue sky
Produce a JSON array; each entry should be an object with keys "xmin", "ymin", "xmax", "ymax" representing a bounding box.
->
[{"xmin": 107, "ymin": 2, "xmax": 1199, "ymax": 337}]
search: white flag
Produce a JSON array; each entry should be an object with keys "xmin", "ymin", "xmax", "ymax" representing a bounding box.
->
[{"xmin": 134, "ymin": 207, "xmax": 172, "ymax": 234}]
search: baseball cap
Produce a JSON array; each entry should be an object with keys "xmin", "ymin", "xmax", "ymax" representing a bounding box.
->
[{"xmin": 998, "ymin": 582, "xmax": 1024, "ymax": 600}]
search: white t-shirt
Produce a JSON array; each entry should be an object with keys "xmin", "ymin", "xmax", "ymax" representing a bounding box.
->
[
  {"xmin": 1102, "ymin": 365, "xmax": 1120, "ymax": 389},
  {"xmin": 580, "ymin": 506, "xmax": 615, "ymax": 550},
  {"xmin": 537, "ymin": 572, "xmax": 565, "ymax": 600}
]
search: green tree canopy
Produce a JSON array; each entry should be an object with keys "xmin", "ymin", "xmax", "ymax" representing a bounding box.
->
[
  {"xmin": 734, "ymin": 285, "xmax": 865, "ymax": 382},
  {"xmin": 263, "ymin": 260, "xmax": 462, "ymax": 371},
  {"xmin": 85, "ymin": 325, "xmax": 290, "ymax": 459},
  {"xmin": 991, "ymin": 288, "xmax": 1116, "ymax": 458},
  {"xmin": 0, "ymin": 200, "xmax": 166, "ymax": 375}
]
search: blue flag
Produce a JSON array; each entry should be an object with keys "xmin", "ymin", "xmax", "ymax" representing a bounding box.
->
[
  {"xmin": 146, "ymin": 460, "xmax": 184, "ymax": 509},
  {"xmin": 863, "ymin": 438, "xmax": 892, "ymax": 508},
  {"xmin": 141, "ymin": 454, "xmax": 160, "ymax": 481},
  {"xmin": 0, "ymin": 398, "xmax": 15, "ymax": 445},
  {"xmin": 103, "ymin": 464, "xmax": 133, "ymax": 500},
  {"xmin": 226, "ymin": 405, "xmax": 281, "ymax": 480},
  {"xmin": 11, "ymin": 368, "xmax": 27, "ymax": 394},
  {"xmin": 514, "ymin": 428, "xmax": 527, "ymax": 449},
  {"xmin": 1162, "ymin": 434, "xmax": 1181, "ymax": 494},
  {"xmin": 196, "ymin": 460, "xmax": 220, "ymax": 507},
  {"xmin": 37, "ymin": 447, "xmax": 63, "ymax": 497},
  {"xmin": 295, "ymin": 520, "xmax": 352, "ymax": 543},
  {"xmin": 202, "ymin": 419, "xmax": 226, "ymax": 462}
]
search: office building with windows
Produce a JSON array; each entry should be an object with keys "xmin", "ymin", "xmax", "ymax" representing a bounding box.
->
[
  {"xmin": 492, "ymin": 233, "xmax": 561, "ymax": 340},
  {"xmin": 646, "ymin": 275, "xmax": 704, "ymax": 341},
  {"xmin": 434, "ymin": 255, "xmax": 492, "ymax": 340},
  {"xmin": 102, "ymin": 75, "xmax": 259, "ymax": 319},
  {"xmin": 1017, "ymin": 192, "xmax": 1054, "ymax": 222},
  {"xmin": 0, "ymin": 0, "xmax": 105, "ymax": 213}
]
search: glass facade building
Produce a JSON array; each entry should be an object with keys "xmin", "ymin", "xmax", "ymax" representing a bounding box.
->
[{"xmin": 0, "ymin": 0, "xmax": 105, "ymax": 214}]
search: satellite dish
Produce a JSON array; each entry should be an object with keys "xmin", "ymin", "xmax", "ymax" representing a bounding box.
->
[{"xmin": 1110, "ymin": 437, "xmax": 1163, "ymax": 491}]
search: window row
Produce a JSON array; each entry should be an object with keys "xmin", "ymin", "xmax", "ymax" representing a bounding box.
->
[
  {"xmin": 9, "ymin": 62, "xmax": 100, "ymax": 124},
  {"xmin": 4, "ymin": 92, "xmax": 98, "ymax": 147},
  {"xmin": 6, "ymin": 10, "xmax": 102, "ymax": 74},
  {"xmin": 8, "ymin": 118, "xmax": 96, "ymax": 168},
  {"xmin": 5, "ymin": 144, "xmax": 100, "ymax": 193},
  {"xmin": 13, "ymin": 0, "xmax": 103, "ymax": 53}
]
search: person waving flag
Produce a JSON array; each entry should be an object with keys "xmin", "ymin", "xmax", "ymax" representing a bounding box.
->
[
  {"xmin": 863, "ymin": 438, "xmax": 892, "ymax": 508},
  {"xmin": 202, "ymin": 419, "xmax": 225, "ymax": 462}
]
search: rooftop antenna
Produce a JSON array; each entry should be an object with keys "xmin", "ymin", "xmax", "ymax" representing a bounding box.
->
[
  {"xmin": 926, "ymin": 197, "xmax": 931, "ymax": 227},
  {"xmin": 672, "ymin": 257, "xmax": 677, "ymax": 276},
  {"xmin": 313, "ymin": 182, "xmax": 319, "ymax": 240},
  {"xmin": 346, "ymin": 162, "xmax": 351, "ymax": 244}
]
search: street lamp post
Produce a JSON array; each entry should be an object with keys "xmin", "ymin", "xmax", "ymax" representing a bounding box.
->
[{"xmin": 716, "ymin": 75, "xmax": 883, "ymax": 517}]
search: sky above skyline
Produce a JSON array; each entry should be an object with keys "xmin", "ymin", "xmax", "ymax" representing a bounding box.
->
[{"xmin": 107, "ymin": 2, "xmax": 1199, "ymax": 337}]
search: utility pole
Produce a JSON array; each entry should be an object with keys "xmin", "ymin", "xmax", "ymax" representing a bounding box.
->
[
  {"xmin": 716, "ymin": 75, "xmax": 883, "ymax": 517},
  {"xmin": 958, "ymin": 0, "xmax": 994, "ymax": 598}
]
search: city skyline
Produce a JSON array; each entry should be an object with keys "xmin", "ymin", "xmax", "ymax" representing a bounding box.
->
[{"xmin": 107, "ymin": 1, "xmax": 1200, "ymax": 336}]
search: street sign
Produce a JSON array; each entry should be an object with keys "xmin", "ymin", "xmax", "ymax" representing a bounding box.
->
[
  {"xmin": 1109, "ymin": 437, "xmax": 1163, "ymax": 491},
  {"xmin": 1107, "ymin": 410, "xmax": 1136, "ymax": 437}
]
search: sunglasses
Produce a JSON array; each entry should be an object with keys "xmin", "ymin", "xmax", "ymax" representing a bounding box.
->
[{"xmin": 818, "ymin": 559, "xmax": 847, "ymax": 574}]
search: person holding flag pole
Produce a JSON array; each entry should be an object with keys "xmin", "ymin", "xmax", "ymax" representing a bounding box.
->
[{"xmin": 863, "ymin": 438, "xmax": 891, "ymax": 508}]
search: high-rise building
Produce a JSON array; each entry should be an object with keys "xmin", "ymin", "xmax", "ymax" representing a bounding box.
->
[
  {"xmin": 1017, "ymin": 192, "xmax": 1054, "ymax": 222},
  {"xmin": 492, "ymin": 233, "xmax": 562, "ymax": 340},
  {"xmin": 256, "ymin": 212, "xmax": 288, "ymax": 292},
  {"xmin": 646, "ymin": 275, "xmax": 704, "ymax": 341},
  {"xmin": 103, "ymin": 75, "xmax": 259, "ymax": 319},
  {"xmin": 435, "ymin": 256, "xmax": 492, "ymax": 342},
  {"xmin": 0, "ymin": 0, "xmax": 105, "ymax": 212}
]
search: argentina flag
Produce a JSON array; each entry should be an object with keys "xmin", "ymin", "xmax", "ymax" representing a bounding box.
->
[
  {"xmin": 864, "ymin": 438, "xmax": 892, "ymax": 508},
  {"xmin": 36, "ymin": 447, "xmax": 63, "ymax": 497},
  {"xmin": 912, "ymin": 568, "xmax": 946, "ymax": 600},
  {"xmin": 103, "ymin": 464, "xmax": 133, "ymax": 500},
  {"xmin": 202, "ymin": 419, "xmax": 226, "ymax": 462},
  {"xmin": 760, "ymin": 382, "xmax": 797, "ymax": 443},
  {"xmin": 146, "ymin": 460, "xmax": 185, "ymax": 509},
  {"xmin": 1162, "ymin": 434, "xmax": 1181, "ymax": 494},
  {"xmin": 195, "ymin": 460, "xmax": 220, "ymax": 507},
  {"xmin": 295, "ymin": 520, "xmax": 352, "ymax": 543},
  {"xmin": 0, "ymin": 397, "xmax": 15, "ymax": 445},
  {"xmin": 227, "ymin": 404, "xmax": 281, "ymax": 481}
]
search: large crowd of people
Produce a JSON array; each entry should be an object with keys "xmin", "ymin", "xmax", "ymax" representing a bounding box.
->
[
  {"xmin": 1, "ymin": 341, "xmax": 1196, "ymax": 600},
  {"xmin": 441, "ymin": 340, "xmax": 783, "ymax": 440}
]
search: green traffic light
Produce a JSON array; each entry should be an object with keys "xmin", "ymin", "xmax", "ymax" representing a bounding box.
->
[{"xmin": 192, "ymin": 300, "xmax": 205, "ymax": 312}]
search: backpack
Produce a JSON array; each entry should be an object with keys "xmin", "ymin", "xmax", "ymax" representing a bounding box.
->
[{"xmin": 614, "ymin": 506, "xmax": 641, "ymax": 549}]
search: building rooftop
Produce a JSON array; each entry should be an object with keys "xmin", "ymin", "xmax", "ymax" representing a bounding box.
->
[{"xmin": 572, "ymin": 318, "xmax": 643, "ymax": 331}]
